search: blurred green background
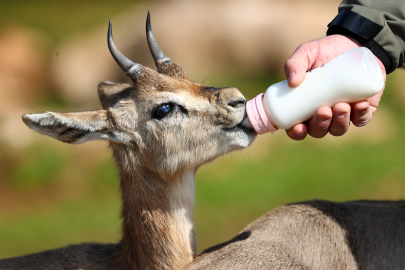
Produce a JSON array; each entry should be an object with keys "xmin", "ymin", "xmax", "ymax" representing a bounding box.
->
[{"xmin": 1, "ymin": 0, "xmax": 404, "ymax": 259}]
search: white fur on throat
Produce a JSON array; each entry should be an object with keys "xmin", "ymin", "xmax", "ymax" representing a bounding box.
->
[{"xmin": 168, "ymin": 170, "xmax": 196, "ymax": 259}]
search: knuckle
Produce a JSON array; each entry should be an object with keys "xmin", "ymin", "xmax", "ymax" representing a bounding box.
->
[
  {"xmin": 296, "ymin": 43, "xmax": 309, "ymax": 52},
  {"xmin": 352, "ymin": 114, "xmax": 372, "ymax": 127}
]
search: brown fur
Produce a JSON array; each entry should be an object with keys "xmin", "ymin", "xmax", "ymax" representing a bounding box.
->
[
  {"xmin": 4, "ymin": 36, "xmax": 254, "ymax": 269},
  {"xmin": 187, "ymin": 200, "xmax": 405, "ymax": 270}
]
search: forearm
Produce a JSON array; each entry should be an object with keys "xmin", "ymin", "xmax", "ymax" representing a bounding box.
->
[{"xmin": 327, "ymin": 0, "xmax": 405, "ymax": 73}]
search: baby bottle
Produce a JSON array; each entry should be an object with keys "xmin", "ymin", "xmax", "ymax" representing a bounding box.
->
[{"xmin": 241, "ymin": 47, "xmax": 384, "ymax": 134}]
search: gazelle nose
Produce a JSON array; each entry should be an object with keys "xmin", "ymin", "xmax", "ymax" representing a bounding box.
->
[{"xmin": 228, "ymin": 98, "xmax": 246, "ymax": 109}]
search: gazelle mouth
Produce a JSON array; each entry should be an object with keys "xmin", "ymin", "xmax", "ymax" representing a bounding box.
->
[{"xmin": 224, "ymin": 121, "xmax": 254, "ymax": 132}]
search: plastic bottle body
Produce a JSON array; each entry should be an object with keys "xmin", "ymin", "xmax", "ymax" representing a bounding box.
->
[{"xmin": 242, "ymin": 47, "xmax": 384, "ymax": 134}]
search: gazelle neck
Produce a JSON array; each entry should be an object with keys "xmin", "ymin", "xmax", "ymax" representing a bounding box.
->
[{"xmin": 112, "ymin": 145, "xmax": 196, "ymax": 270}]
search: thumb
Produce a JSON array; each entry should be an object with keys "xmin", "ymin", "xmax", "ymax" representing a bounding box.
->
[{"xmin": 284, "ymin": 54, "xmax": 308, "ymax": 88}]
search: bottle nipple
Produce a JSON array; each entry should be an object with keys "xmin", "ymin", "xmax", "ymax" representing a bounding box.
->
[{"xmin": 243, "ymin": 94, "xmax": 278, "ymax": 134}]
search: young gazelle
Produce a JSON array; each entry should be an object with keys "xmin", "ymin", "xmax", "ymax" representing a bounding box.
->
[
  {"xmin": 0, "ymin": 12, "xmax": 255, "ymax": 270},
  {"xmin": 1, "ymin": 11, "xmax": 405, "ymax": 270}
]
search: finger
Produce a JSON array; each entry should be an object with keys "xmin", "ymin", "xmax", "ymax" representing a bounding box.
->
[
  {"xmin": 286, "ymin": 123, "xmax": 308, "ymax": 141},
  {"xmin": 308, "ymin": 107, "xmax": 332, "ymax": 138},
  {"xmin": 284, "ymin": 44, "xmax": 312, "ymax": 88},
  {"xmin": 329, "ymin": 103, "xmax": 351, "ymax": 136},
  {"xmin": 367, "ymin": 89, "xmax": 384, "ymax": 114},
  {"xmin": 284, "ymin": 59, "xmax": 307, "ymax": 88},
  {"xmin": 351, "ymin": 101, "xmax": 372, "ymax": 127}
]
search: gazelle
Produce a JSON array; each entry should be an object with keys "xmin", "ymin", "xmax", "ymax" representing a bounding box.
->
[
  {"xmin": 0, "ymin": 11, "xmax": 254, "ymax": 270},
  {"xmin": 1, "ymin": 11, "xmax": 405, "ymax": 270}
]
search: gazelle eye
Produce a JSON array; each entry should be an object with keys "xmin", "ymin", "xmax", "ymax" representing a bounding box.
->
[{"xmin": 153, "ymin": 104, "xmax": 172, "ymax": 120}]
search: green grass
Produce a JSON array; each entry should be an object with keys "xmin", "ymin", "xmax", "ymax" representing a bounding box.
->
[{"xmin": 0, "ymin": 194, "xmax": 121, "ymax": 257}]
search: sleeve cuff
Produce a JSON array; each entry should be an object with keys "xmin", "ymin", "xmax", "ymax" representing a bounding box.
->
[{"xmin": 327, "ymin": 10, "xmax": 393, "ymax": 73}]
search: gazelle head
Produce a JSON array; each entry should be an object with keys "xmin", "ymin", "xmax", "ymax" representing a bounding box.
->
[{"xmin": 22, "ymin": 11, "xmax": 256, "ymax": 177}]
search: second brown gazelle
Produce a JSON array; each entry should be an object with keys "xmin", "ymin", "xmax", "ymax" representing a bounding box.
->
[{"xmin": 0, "ymin": 11, "xmax": 255, "ymax": 270}]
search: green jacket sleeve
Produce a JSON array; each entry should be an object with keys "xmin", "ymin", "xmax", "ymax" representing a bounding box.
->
[{"xmin": 327, "ymin": 0, "xmax": 405, "ymax": 74}]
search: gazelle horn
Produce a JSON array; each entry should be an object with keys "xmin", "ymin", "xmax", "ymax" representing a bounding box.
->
[
  {"xmin": 107, "ymin": 20, "xmax": 143, "ymax": 80},
  {"xmin": 146, "ymin": 10, "xmax": 171, "ymax": 66}
]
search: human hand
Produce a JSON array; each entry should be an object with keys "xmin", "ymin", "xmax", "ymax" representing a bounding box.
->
[{"xmin": 284, "ymin": 35, "xmax": 386, "ymax": 140}]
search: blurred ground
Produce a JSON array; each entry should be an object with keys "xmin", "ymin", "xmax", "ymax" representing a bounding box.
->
[{"xmin": 1, "ymin": 0, "xmax": 405, "ymax": 259}]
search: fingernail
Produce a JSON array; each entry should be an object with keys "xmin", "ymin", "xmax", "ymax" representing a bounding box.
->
[
  {"xmin": 358, "ymin": 108, "xmax": 368, "ymax": 115},
  {"xmin": 317, "ymin": 116, "xmax": 330, "ymax": 123},
  {"xmin": 336, "ymin": 112, "xmax": 346, "ymax": 118},
  {"xmin": 288, "ymin": 72, "xmax": 296, "ymax": 82},
  {"xmin": 294, "ymin": 126, "xmax": 306, "ymax": 137}
]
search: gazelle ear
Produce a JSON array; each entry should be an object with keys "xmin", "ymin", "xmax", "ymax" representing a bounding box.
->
[
  {"xmin": 98, "ymin": 81, "xmax": 135, "ymax": 109},
  {"xmin": 22, "ymin": 110, "xmax": 130, "ymax": 144}
]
